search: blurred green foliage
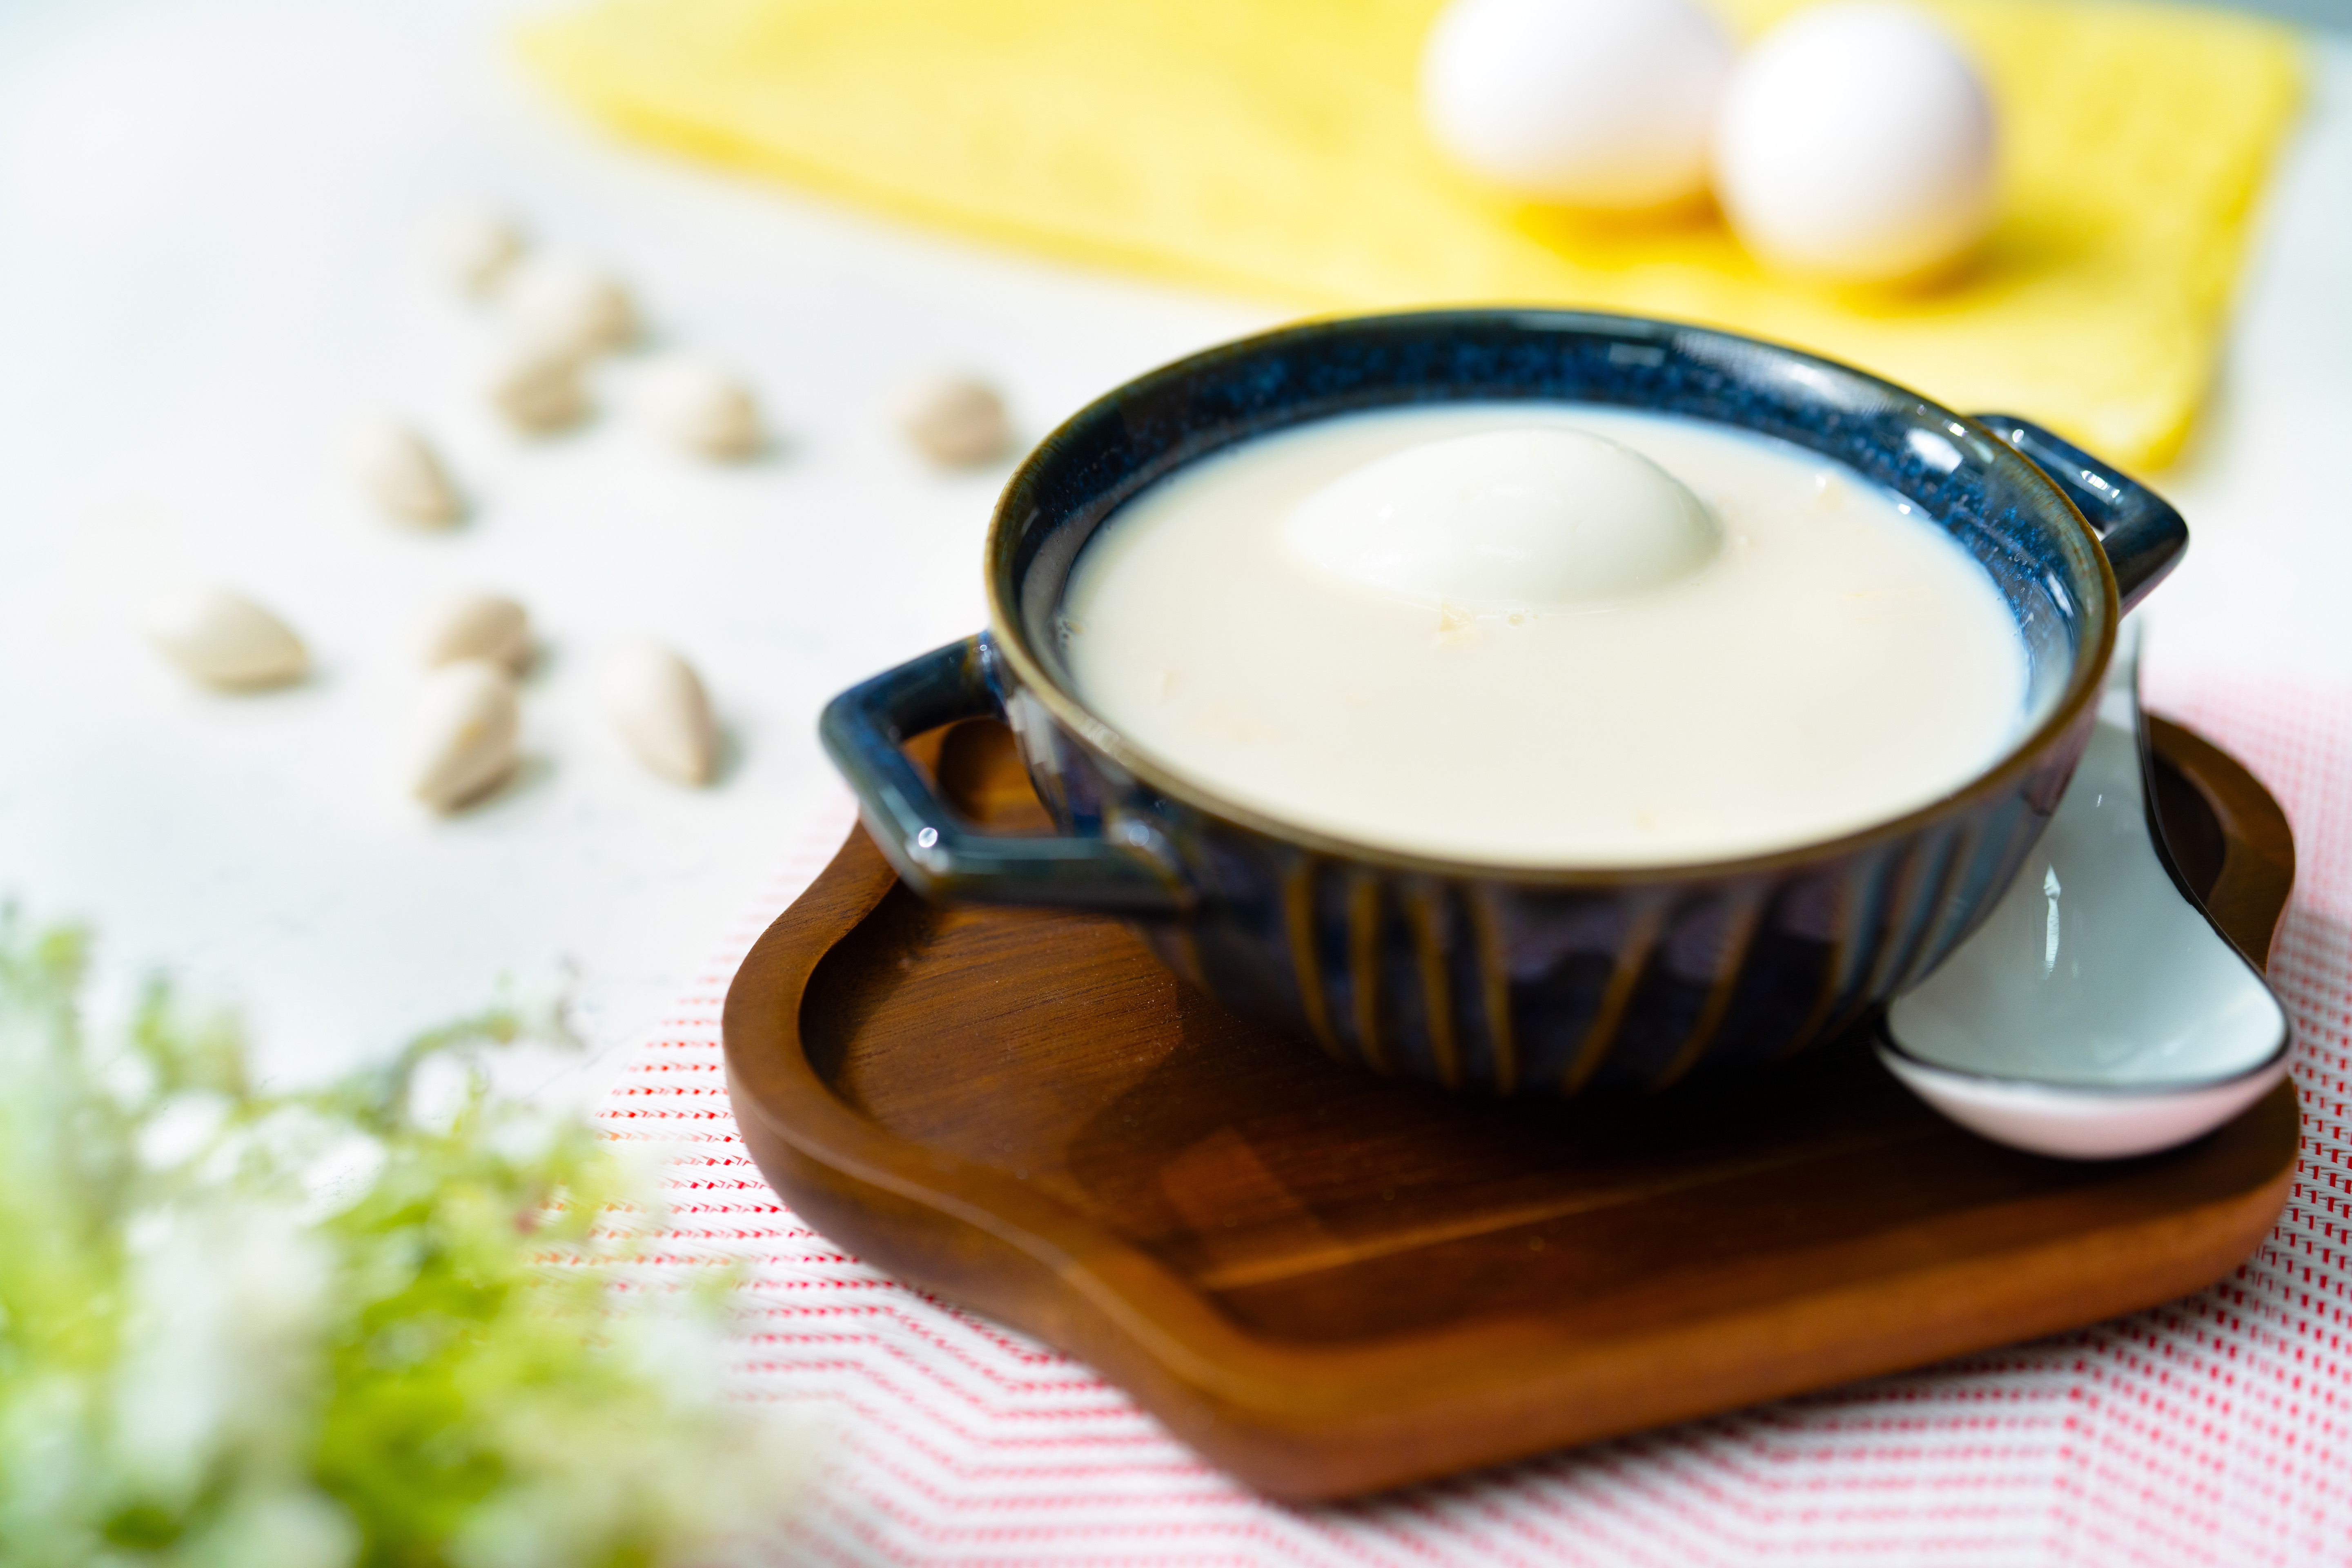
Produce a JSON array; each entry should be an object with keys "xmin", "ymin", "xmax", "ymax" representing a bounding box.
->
[{"xmin": 0, "ymin": 911, "xmax": 804, "ymax": 1568}]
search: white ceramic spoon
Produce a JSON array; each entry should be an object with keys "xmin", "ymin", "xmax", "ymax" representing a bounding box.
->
[{"xmin": 1878, "ymin": 621, "xmax": 2292, "ymax": 1159}]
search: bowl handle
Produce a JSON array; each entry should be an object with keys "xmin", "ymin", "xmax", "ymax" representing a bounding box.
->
[
  {"xmin": 819, "ymin": 635, "xmax": 1189, "ymax": 915},
  {"xmin": 1976, "ymin": 414, "xmax": 2187, "ymax": 614}
]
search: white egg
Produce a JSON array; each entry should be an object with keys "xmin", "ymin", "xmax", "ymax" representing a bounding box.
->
[
  {"xmin": 1281, "ymin": 427, "xmax": 1721, "ymax": 610},
  {"xmin": 1420, "ymin": 0, "xmax": 1733, "ymax": 210},
  {"xmin": 1712, "ymin": 3, "xmax": 1998, "ymax": 283}
]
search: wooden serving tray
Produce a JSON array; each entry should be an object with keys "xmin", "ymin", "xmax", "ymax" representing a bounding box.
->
[{"xmin": 723, "ymin": 717, "xmax": 2299, "ymax": 1501}]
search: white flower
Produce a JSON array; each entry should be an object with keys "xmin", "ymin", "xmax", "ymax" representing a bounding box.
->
[{"xmin": 111, "ymin": 1199, "xmax": 331, "ymax": 1498}]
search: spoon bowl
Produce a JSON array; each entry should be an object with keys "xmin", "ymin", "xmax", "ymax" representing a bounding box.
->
[{"xmin": 1879, "ymin": 622, "xmax": 2292, "ymax": 1158}]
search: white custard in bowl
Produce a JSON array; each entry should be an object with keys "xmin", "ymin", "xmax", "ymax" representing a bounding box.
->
[{"xmin": 1059, "ymin": 403, "xmax": 2028, "ymax": 868}]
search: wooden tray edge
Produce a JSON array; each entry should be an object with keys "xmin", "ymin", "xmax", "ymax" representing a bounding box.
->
[{"xmin": 722, "ymin": 722, "xmax": 2302, "ymax": 1500}]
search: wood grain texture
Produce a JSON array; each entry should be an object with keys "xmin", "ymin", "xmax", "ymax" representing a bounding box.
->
[{"xmin": 724, "ymin": 718, "xmax": 2301, "ymax": 1500}]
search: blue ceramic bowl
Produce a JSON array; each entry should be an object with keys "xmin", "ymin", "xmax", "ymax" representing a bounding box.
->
[{"xmin": 823, "ymin": 310, "xmax": 2185, "ymax": 1095}]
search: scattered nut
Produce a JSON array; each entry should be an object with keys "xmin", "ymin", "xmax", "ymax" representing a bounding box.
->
[
  {"xmin": 483, "ymin": 339, "xmax": 590, "ymax": 434},
  {"xmin": 138, "ymin": 583, "xmax": 309, "ymax": 690},
  {"xmin": 635, "ymin": 354, "xmax": 762, "ymax": 459},
  {"xmin": 403, "ymin": 659, "xmax": 520, "ymax": 811},
  {"xmin": 418, "ymin": 203, "xmax": 523, "ymax": 298},
  {"xmin": 503, "ymin": 253, "xmax": 637, "ymax": 361},
  {"xmin": 597, "ymin": 640, "xmax": 717, "ymax": 786},
  {"xmin": 338, "ymin": 415, "xmax": 462, "ymax": 527},
  {"xmin": 413, "ymin": 591, "xmax": 531, "ymax": 673},
  {"xmin": 893, "ymin": 372, "xmax": 1009, "ymax": 466}
]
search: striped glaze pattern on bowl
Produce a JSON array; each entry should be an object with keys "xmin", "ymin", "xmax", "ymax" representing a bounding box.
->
[{"xmin": 823, "ymin": 310, "xmax": 2185, "ymax": 1095}]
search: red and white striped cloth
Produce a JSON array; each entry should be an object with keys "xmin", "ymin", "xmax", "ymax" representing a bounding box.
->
[{"xmin": 599, "ymin": 670, "xmax": 2352, "ymax": 1567}]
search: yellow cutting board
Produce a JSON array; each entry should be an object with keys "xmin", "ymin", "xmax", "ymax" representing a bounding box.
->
[{"xmin": 523, "ymin": 0, "xmax": 2303, "ymax": 468}]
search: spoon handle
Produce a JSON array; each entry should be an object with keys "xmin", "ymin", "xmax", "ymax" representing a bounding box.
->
[{"xmin": 1975, "ymin": 414, "xmax": 2187, "ymax": 614}]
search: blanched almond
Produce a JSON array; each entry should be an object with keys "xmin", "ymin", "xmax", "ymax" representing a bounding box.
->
[
  {"xmin": 893, "ymin": 373, "xmax": 1008, "ymax": 466},
  {"xmin": 138, "ymin": 583, "xmax": 308, "ymax": 690},
  {"xmin": 402, "ymin": 659, "xmax": 519, "ymax": 812},
  {"xmin": 636, "ymin": 354, "xmax": 762, "ymax": 459},
  {"xmin": 503, "ymin": 253, "xmax": 636, "ymax": 361},
  {"xmin": 339, "ymin": 416, "xmax": 461, "ymax": 527},
  {"xmin": 418, "ymin": 203, "xmax": 523, "ymax": 298},
  {"xmin": 483, "ymin": 339, "xmax": 590, "ymax": 434},
  {"xmin": 413, "ymin": 592, "xmax": 531, "ymax": 673},
  {"xmin": 597, "ymin": 640, "xmax": 717, "ymax": 786}
]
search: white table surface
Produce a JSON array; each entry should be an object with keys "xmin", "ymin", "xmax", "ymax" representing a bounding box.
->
[{"xmin": 1, "ymin": 0, "xmax": 2345, "ymax": 1096}]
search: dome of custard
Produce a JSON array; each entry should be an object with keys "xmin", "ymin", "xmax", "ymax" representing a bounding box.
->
[{"xmin": 1279, "ymin": 427, "xmax": 1721, "ymax": 608}]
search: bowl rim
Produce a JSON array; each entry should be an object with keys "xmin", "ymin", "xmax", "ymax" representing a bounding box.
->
[{"xmin": 982, "ymin": 307, "xmax": 2120, "ymax": 888}]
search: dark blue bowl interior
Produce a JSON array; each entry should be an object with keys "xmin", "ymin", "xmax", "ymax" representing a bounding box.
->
[{"xmin": 996, "ymin": 310, "xmax": 2105, "ymax": 766}]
